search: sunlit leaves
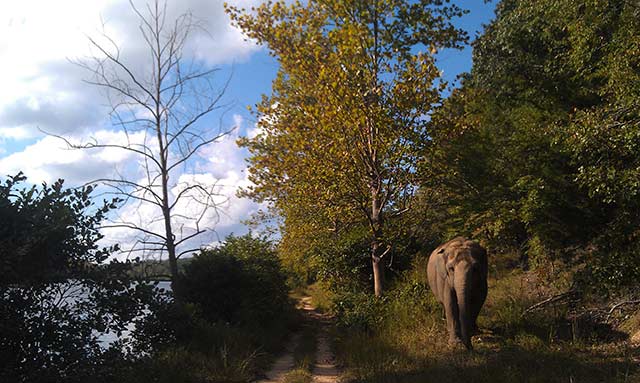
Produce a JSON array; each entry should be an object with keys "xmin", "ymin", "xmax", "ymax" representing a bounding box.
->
[
  {"xmin": 421, "ymin": 0, "xmax": 640, "ymax": 293},
  {"xmin": 227, "ymin": 0, "xmax": 466, "ymax": 292}
]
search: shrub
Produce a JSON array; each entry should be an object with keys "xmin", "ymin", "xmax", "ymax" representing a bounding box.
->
[
  {"xmin": 331, "ymin": 256, "xmax": 439, "ymax": 332},
  {"xmin": 333, "ymin": 290, "xmax": 387, "ymax": 330},
  {"xmin": 0, "ymin": 173, "xmax": 157, "ymax": 383},
  {"xmin": 179, "ymin": 234, "xmax": 291, "ymax": 327},
  {"xmin": 126, "ymin": 235, "xmax": 296, "ymax": 382}
]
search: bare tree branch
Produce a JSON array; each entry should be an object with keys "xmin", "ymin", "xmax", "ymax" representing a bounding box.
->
[{"xmin": 51, "ymin": 0, "xmax": 233, "ymax": 283}]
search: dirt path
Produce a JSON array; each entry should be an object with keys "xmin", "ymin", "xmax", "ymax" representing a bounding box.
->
[
  {"xmin": 300, "ymin": 297, "xmax": 339, "ymax": 383},
  {"xmin": 259, "ymin": 333, "xmax": 301, "ymax": 383},
  {"xmin": 311, "ymin": 330, "xmax": 339, "ymax": 383},
  {"xmin": 258, "ymin": 297, "xmax": 339, "ymax": 383}
]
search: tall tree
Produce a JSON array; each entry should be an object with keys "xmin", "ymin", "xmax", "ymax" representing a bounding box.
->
[
  {"xmin": 419, "ymin": 0, "xmax": 640, "ymax": 291},
  {"xmin": 59, "ymin": 0, "xmax": 232, "ymax": 284},
  {"xmin": 227, "ymin": 0, "xmax": 466, "ymax": 295}
]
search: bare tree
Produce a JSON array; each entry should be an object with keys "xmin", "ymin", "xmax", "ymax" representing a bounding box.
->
[{"xmin": 57, "ymin": 0, "xmax": 233, "ymax": 284}]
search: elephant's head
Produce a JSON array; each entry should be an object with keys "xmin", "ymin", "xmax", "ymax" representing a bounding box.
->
[{"xmin": 443, "ymin": 240, "xmax": 487, "ymax": 349}]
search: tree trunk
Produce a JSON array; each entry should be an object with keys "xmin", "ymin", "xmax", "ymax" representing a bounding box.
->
[
  {"xmin": 371, "ymin": 187, "xmax": 384, "ymax": 297},
  {"xmin": 161, "ymin": 177, "xmax": 179, "ymax": 289},
  {"xmin": 154, "ymin": 44, "xmax": 180, "ymax": 290},
  {"xmin": 156, "ymin": 97, "xmax": 179, "ymax": 289},
  {"xmin": 372, "ymin": 240, "xmax": 384, "ymax": 297},
  {"xmin": 164, "ymin": 207, "xmax": 178, "ymax": 280}
]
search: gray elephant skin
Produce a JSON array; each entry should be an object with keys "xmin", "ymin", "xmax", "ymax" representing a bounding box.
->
[{"xmin": 427, "ymin": 237, "xmax": 488, "ymax": 350}]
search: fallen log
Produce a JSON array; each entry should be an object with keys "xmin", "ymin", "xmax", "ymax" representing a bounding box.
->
[
  {"xmin": 522, "ymin": 290, "xmax": 580, "ymax": 316},
  {"xmin": 605, "ymin": 299, "xmax": 640, "ymax": 323}
]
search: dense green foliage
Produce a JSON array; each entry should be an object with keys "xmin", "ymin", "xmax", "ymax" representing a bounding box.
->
[
  {"xmin": 418, "ymin": 0, "xmax": 640, "ymax": 294},
  {"xmin": 231, "ymin": 0, "xmax": 640, "ymax": 299},
  {"xmin": 0, "ymin": 173, "xmax": 117, "ymax": 284},
  {"xmin": 0, "ymin": 174, "xmax": 156, "ymax": 383},
  {"xmin": 180, "ymin": 234, "xmax": 291, "ymax": 326},
  {"xmin": 326, "ymin": 2, "xmax": 640, "ymax": 379},
  {"xmin": 237, "ymin": 0, "xmax": 637, "ymax": 297}
]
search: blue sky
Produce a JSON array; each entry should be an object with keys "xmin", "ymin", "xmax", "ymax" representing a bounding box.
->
[{"xmin": 0, "ymin": 0, "xmax": 496, "ymax": 256}]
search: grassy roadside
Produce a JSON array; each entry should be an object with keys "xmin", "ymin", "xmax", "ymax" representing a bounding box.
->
[{"xmin": 328, "ymin": 260, "xmax": 640, "ymax": 383}]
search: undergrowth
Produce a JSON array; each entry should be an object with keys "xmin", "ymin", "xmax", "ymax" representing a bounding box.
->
[
  {"xmin": 331, "ymin": 257, "xmax": 640, "ymax": 383},
  {"xmin": 119, "ymin": 234, "xmax": 298, "ymax": 383}
]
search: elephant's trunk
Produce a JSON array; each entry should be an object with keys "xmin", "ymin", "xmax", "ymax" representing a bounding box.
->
[{"xmin": 455, "ymin": 268, "xmax": 473, "ymax": 350}]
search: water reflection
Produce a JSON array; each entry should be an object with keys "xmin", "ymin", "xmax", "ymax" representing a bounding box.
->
[{"xmin": 98, "ymin": 281, "xmax": 172, "ymax": 347}]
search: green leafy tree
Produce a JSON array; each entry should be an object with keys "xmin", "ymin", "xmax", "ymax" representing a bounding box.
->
[
  {"xmin": 421, "ymin": 0, "xmax": 640, "ymax": 292},
  {"xmin": 0, "ymin": 173, "xmax": 155, "ymax": 382},
  {"xmin": 227, "ymin": 0, "xmax": 467, "ymax": 296},
  {"xmin": 561, "ymin": 0, "xmax": 640, "ymax": 291}
]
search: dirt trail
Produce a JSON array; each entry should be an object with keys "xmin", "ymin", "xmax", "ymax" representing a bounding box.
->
[
  {"xmin": 259, "ymin": 333, "xmax": 301, "ymax": 383},
  {"xmin": 311, "ymin": 330, "xmax": 339, "ymax": 383},
  {"xmin": 300, "ymin": 297, "xmax": 339, "ymax": 383},
  {"xmin": 258, "ymin": 297, "xmax": 339, "ymax": 383}
]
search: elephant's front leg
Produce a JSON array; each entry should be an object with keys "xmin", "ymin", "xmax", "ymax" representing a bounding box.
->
[{"xmin": 443, "ymin": 286, "xmax": 461, "ymax": 346}]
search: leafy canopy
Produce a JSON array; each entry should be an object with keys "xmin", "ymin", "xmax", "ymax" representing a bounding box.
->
[{"xmin": 227, "ymin": 0, "xmax": 467, "ymax": 294}]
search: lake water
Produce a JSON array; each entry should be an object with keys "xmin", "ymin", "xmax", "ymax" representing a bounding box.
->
[{"xmin": 98, "ymin": 281, "xmax": 172, "ymax": 347}]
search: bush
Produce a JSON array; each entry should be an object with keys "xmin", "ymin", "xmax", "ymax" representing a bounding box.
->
[
  {"xmin": 179, "ymin": 234, "xmax": 291, "ymax": 327},
  {"xmin": 331, "ymin": 256, "xmax": 439, "ymax": 331},
  {"xmin": 128, "ymin": 294, "xmax": 279, "ymax": 382},
  {"xmin": 124, "ymin": 234, "xmax": 296, "ymax": 382},
  {"xmin": 0, "ymin": 173, "xmax": 157, "ymax": 383},
  {"xmin": 120, "ymin": 345, "xmax": 258, "ymax": 383},
  {"xmin": 333, "ymin": 290, "xmax": 386, "ymax": 330}
]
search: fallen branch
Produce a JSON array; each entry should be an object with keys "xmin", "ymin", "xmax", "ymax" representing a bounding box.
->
[
  {"xmin": 606, "ymin": 299, "xmax": 640, "ymax": 323},
  {"xmin": 522, "ymin": 290, "xmax": 580, "ymax": 316}
]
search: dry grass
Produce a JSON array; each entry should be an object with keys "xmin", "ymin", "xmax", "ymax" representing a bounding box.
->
[
  {"xmin": 333, "ymin": 269, "xmax": 640, "ymax": 383},
  {"xmin": 307, "ymin": 281, "xmax": 335, "ymax": 314},
  {"xmin": 282, "ymin": 369, "xmax": 314, "ymax": 383}
]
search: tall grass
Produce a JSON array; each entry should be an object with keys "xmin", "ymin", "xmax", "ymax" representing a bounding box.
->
[
  {"xmin": 120, "ymin": 316, "xmax": 293, "ymax": 382},
  {"xmin": 332, "ymin": 259, "xmax": 640, "ymax": 383}
]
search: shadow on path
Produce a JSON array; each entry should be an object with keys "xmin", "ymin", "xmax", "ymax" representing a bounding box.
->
[{"xmin": 258, "ymin": 297, "xmax": 340, "ymax": 383}]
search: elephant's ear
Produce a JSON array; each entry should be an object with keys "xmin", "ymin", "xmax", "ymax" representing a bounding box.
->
[{"xmin": 435, "ymin": 247, "xmax": 448, "ymax": 279}]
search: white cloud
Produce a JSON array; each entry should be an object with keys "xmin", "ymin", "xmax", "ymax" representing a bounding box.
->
[
  {"xmin": 0, "ymin": 130, "xmax": 148, "ymax": 184},
  {"xmin": 0, "ymin": 127, "xmax": 33, "ymax": 140},
  {"xmin": 0, "ymin": 0, "xmax": 262, "ymax": 141},
  {"xmin": 0, "ymin": 0, "xmax": 268, "ymax": 260}
]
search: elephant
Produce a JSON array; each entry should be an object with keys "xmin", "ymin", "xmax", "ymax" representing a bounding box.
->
[{"xmin": 427, "ymin": 237, "xmax": 488, "ymax": 350}]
